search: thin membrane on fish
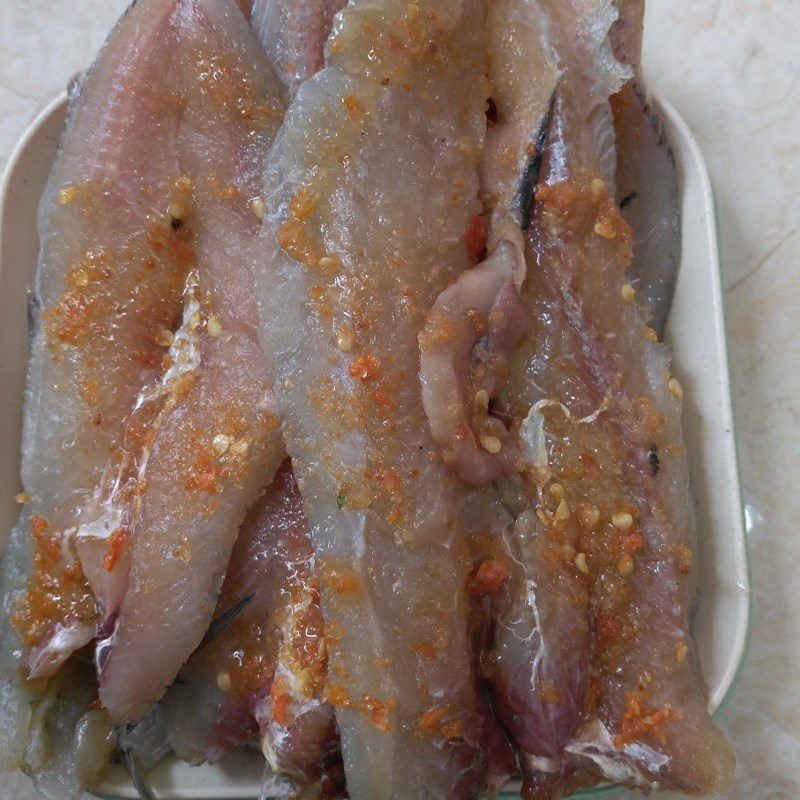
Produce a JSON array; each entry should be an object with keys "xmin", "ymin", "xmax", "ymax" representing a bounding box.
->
[
  {"xmin": 94, "ymin": 0, "xmax": 287, "ymax": 723},
  {"xmin": 255, "ymin": 0, "xmax": 490, "ymax": 796}
]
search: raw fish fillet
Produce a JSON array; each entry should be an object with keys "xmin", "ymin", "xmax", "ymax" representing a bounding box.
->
[
  {"xmin": 160, "ymin": 461, "xmax": 339, "ymax": 792},
  {"xmin": 251, "ymin": 0, "xmax": 347, "ymax": 101},
  {"xmin": 255, "ymin": 0, "xmax": 490, "ymax": 796},
  {"xmin": 610, "ymin": 0, "xmax": 681, "ymax": 335},
  {"xmin": 93, "ymin": 0, "xmax": 287, "ymax": 723},
  {"xmin": 418, "ymin": 2, "xmax": 587, "ymax": 786},
  {"xmin": 1, "ymin": 0, "xmax": 207, "ymax": 777},
  {"xmin": 501, "ymin": 0, "xmax": 734, "ymax": 794},
  {"xmin": 133, "ymin": 1, "xmax": 344, "ymax": 786},
  {"xmin": 106, "ymin": 0, "xmax": 343, "ymax": 781},
  {"xmin": 9, "ymin": 0, "xmax": 202, "ymax": 685}
]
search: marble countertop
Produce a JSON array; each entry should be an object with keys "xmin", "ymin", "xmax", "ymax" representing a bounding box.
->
[{"xmin": 1, "ymin": 1, "xmax": 798, "ymax": 798}]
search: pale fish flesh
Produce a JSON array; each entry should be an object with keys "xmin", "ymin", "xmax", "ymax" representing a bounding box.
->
[
  {"xmin": 161, "ymin": 462, "xmax": 340, "ymax": 794},
  {"xmin": 1, "ymin": 0, "xmax": 215, "ymax": 779},
  {"xmin": 92, "ymin": 0, "xmax": 287, "ymax": 723},
  {"xmin": 502, "ymin": 0, "xmax": 734, "ymax": 794},
  {"xmin": 255, "ymin": 0, "xmax": 491, "ymax": 796}
]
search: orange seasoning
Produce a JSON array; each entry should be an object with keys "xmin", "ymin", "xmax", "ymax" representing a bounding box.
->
[
  {"xmin": 464, "ymin": 214, "xmax": 488, "ymax": 264},
  {"xmin": 318, "ymin": 561, "xmax": 361, "ymax": 596},
  {"xmin": 325, "ymin": 680, "xmax": 355, "ymax": 709},
  {"xmin": 103, "ymin": 526, "xmax": 132, "ymax": 572},
  {"xmin": 343, "ymin": 95, "xmax": 366, "ymax": 119},
  {"xmin": 359, "ymin": 694, "xmax": 395, "ymax": 732},
  {"xmin": 13, "ymin": 515, "xmax": 96, "ymax": 648},
  {"xmin": 348, "ymin": 352, "xmax": 381, "ymax": 382},
  {"xmin": 614, "ymin": 683, "xmax": 682, "ymax": 747},
  {"xmin": 467, "ymin": 557, "xmax": 509, "ymax": 596},
  {"xmin": 417, "ymin": 706, "xmax": 446, "ymax": 735},
  {"xmin": 184, "ymin": 451, "xmax": 219, "ymax": 494},
  {"xmin": 413, "ymin": 640, "xmax": 436, "ymax": 660},
  {"xmin": 536, "ymin": 179, "xmax": 633, "ymax": 267},
  {"xmin": 271, "ymin": 675, "xmax": 293, "ymax": 728}
]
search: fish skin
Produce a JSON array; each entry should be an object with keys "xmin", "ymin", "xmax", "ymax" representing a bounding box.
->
[
  {"xmin": 118, "ymin": 709, "xmax": 173, "ymax": 775},
  {"xmin": 96, "ymin": 0, "xmax": 287, "ymax": 723},
  {"xmin": 501, "ymin": 0, "xmax": 734, "ymax": 793},
  {"xmin": 255, "ymin": 0, "xmax": 490, "ymax": 796},
  {"xmin": 611, "ymin": 85, "xmax": 681, "ymax": 336},
  {"xmin": 251, "ymin": 0, "xmax": 347, "ymax": 102},
  {"xmin": 609, "ymin": 0, "xmax": 681, "ymax": 336}
]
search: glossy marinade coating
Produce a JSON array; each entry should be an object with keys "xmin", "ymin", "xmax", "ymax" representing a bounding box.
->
[{"xmin": 255, "ymin": 0, "xmax": 491, "ymax": 796}]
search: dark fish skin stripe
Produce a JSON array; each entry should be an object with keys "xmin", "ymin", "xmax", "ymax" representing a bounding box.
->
[
  {"xmin": 27, "ymin": 291, "xmax": 40, "ymax": 342},
  {"xmin": 637, "ymin": 88, "xmax": 675, "ymax": 163},
  {"xmin": 199, "ymin": 593, "xmax": 254, "ymax": 648},
  {"xmin": 648, "ymin": 443, "xmax": 660, "ymax": 476},
  {"xmin": 517, "ymin": 86, "xmax": 557, "ymax": 231}
]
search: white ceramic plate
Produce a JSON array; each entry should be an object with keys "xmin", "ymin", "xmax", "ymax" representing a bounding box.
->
[{"xmin": 0, "ymin": 93, "xmax": 750, "ymax": 800}]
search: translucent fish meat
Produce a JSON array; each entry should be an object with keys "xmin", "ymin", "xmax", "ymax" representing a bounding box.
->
[
  {"xmin": 2, "ymin": 0, "xmax": 211, "ymax": 778},
  {"xmin": 498, "ymin": 0, "xmax": 734, "ymax": 794},
  {"xmin": 125, "ymin": 0, "xmax": 343, "ymax": 786},
  {"xmin": 10, "ymin": 0, "xmax": 202, "ymax": 687},
  {"xmin": 251, "ymin": 0, "xmax": 347, "ymax": 101},
  {"xmin": 160, "ymin": 461, "xmax": 339, "ymax": 793},
  {"xmin": 418, "ymin": 4, "xmax": 587, "ymax": 789},
  {"xmin": 1, "ymin": 0, "xmax": 729, "ymax": 797},
  {"xmin": 255, "ymin": 0, "xmax": 491, "ymax": 795},
  {"xmin": 418, "ymin": 0, "xmax": 558, "ymax": 485},
  {"xmin": 93, "ymin": 0, "xmax": 287, "ymax": 723}
]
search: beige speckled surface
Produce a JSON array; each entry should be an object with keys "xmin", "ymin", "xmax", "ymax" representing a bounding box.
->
[{"xmin": 1, "ymin": 0, "xmax": 798, "ymax": 798}]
